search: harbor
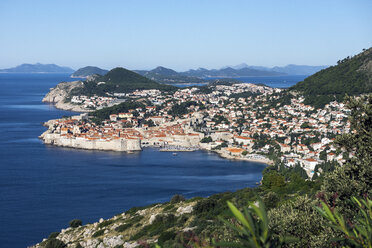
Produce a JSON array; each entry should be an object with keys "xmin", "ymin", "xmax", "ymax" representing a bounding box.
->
[{"xmin": 159, "ymin": 145, "xmax": 199, "ymax": 152}]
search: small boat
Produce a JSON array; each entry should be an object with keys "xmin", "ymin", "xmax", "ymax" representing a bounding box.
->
[{"xmin": 172, "ymin": 153, "xmax": 177, "ymax": 156}]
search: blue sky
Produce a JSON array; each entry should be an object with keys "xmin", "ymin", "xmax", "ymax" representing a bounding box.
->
[{"xmin": 0, "ymin": 0, "xmax": 371, "ymax": 71}]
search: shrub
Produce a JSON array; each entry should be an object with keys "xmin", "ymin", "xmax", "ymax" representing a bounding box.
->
[
  {"xmin": 48, "ymin": 232, "xmax": 60, "ymax": 239},
  {"xmin": 69, "ymin": 219, "xmax": 82, "ymax": 228},
  {"xmin": 130, "ymin": 214, "xmax": 176, "ymax": 240},
  {"xmin": 263, "ymin": 192, "xmax": 280, "ymax": 209},
  {"xmin": 321, "ymin": 95, "xmax": 372, "ymax": 219},
  {"xmin": 194, "ymin": 198, "xmax": 217, "ymax": 215},
  {"xmin": 92, "ymin": 229, "xmax": 105, "ymax": 238},
  {"xmin": 98, "ymin": 219, "xmax": 114, "ymax": 229},
  {"xmin": 162, "ymin": 204, "xmax": 175, "ymax": 212},
  {"xmin": 115, "ymin": 223, "xmax": 132, "ymax": 232},
  {"xmin": 316, "ymin": 196, "xmax": 372, "ymax": 247},
  {"xmin": 45, "ymin": 238, "xmax": 66, "ymax": 248},
  {"xmin": 200, "ymin": 136, "xmax": 212, "ymax": 143},
  {"xmin": 158, "ymin": 231, "xmax": 177, "ymax": 245},
  {"xmin": 269, "ymin": 196, "xmax": 334, "ymax": 247},
  {"xmin": 170, "ymin": 194, "xmax": 185, "ymax": 204},
  {"xmin": 126, "ymin": 203, "xmax": 157, "ymax": 215},
  {"xmin": 126, "ymin": 215, "xmax": 144, "ymax": 225},
  {"xmin": 261, "ymin": 171, "xmax": 285, "ymax": 191}
]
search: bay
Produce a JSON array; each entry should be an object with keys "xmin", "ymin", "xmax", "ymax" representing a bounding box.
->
[{"xmin": 0, "ymin": 73, "xmax": 267, "ymax": 247}]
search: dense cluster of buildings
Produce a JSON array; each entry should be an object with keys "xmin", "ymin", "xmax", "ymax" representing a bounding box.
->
[
  {"xmin": 71, "ymin": 95, "xmax": 116, "ymax": 109},
  {"xmin": 42, "ymin": 82, "xmax": 351, "ymax": 178}
]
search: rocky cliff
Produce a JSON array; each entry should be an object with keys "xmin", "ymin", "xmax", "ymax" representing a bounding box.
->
[{"xmin": 42, "ymin": 81, "xmax": 90, "ymax": 112}]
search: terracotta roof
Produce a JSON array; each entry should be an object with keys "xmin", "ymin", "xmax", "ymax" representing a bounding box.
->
[{"xmin": 227, "ymin": 147, "xmax": 245, "ymax": 153}]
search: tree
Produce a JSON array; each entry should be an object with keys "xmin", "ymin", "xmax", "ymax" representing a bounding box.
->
[
  {"xmin": 261, "ymin": 171, "xmax": 285, "ymax": 191},
  {"xmin": 143, "ymin": 119, "xmax": 155, "ymax": 127},
  {"xmin": 268, "ymin": 196, "xmax": 336, "ymax": 247},
  {"xmin": 200, "ymin": 136, "xmax": 212, "ymax": 143},
  {"xmin": 319, "ymin": 150, "xmax": 327, "ymax": 161},
  {"xmin": 69, "ymin": 219, "xmax": 82, "ymax": 228},
  {"xmin": 45, "ymin": 239, "xmax": 66, "ymax": 248},
  {"xmin": 221, "ymin": 141, "xmax": 228, "ymax": 148},
  {"xmin": 322, "ymin": 94, "xmax": 372, "ymax": 218},
  {"xmin": 170, "ymin": 194, "xmax": 185, "ymax": 204}
]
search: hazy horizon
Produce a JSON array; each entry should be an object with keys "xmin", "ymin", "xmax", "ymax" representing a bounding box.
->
[
  {"xmin": 0, "ymin": 62, "xmax": 331, "ymax": 72},
  {"xmin": 1, "ymin": 0, "xmax": 371, "ymax": 71}
]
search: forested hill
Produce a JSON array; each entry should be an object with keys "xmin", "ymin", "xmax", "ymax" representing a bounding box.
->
[
  {"xmin": 290, "ymin": 47, "xmax": 372, "ymax": 108},
  {"xmin": 71, "ymin": 67, "xmax": 178, "ymax": 96},
  {"xmin": 71, "ymin": 66, "xmax": 108, "ymax": 78},
  {"xmin": 135, "ymin": 66, "xmax": 206, "ymax": 84}
]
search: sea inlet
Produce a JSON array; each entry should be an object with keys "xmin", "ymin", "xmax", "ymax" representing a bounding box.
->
[{"xmin": 0, "ymin": 73, "xmax": 269, "ymax": 247}]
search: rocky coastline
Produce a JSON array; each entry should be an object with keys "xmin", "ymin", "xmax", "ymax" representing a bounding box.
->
[
  {"xmin": 39, "ymin": 129, "xmax": 272, "ymax": 165},
  {"xmin": 42, "ymin": 81, "xmax": 92, "ymax": 112}
]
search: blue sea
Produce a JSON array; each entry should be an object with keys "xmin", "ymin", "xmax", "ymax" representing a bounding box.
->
[{"xmin": 0, "ymin": 73, "xmax": 273, "ymax": 247}]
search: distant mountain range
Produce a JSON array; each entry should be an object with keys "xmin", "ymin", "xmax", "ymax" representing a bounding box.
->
[
  {"xmin": 0, "ymin": 63, "xmax": 328, "ymax": 84},
  {"xmin": 226, "ymin": 63, "xmax": 328, "ymax": 75},
  {"xmin": 71, "ymin": 66, "xmax": 108, "ymax": 78},
  {"xmin": 181, "ymin": 67, "xmax": 285, "ymax": 78},
  {"xmin": 270, "ymin": 64, "xmax": 328, "ymax": 75},
  {"xmin": 0, "ymin": 63, "xmax": 74, "ymax": 73},
  {"xmin": 73, "ymin": 64, "xmax": 328, "ymax": 85},
  {"xmin": 134, "ymin": 64, "xmax": 328, "ymax": 82},
  {"xmin": 134, "ymin": 66, "xmax": 207, "ymax": 84}
]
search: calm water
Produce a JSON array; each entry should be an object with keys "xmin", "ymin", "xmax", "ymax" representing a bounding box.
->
[
  {"xmin": 207, "ymin": 75, "xmax": 307, "ymax": 88},
  {"xmin": 0, "ymin": 73, "xmax": 268, "ymax": 247}
]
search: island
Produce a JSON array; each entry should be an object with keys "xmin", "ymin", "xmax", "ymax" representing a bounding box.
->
[{"xmin": 0, "ymin": 63, "xmax": 74, "ymax": 73}]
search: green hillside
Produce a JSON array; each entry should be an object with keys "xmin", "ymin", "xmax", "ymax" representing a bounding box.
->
[
  {"xmin": 71, "ymin": 67, "xmax": 178, "ymax": 96},
  {"xmin": 71, "ymin": 66, "xmax": 108, "ymax": 77},
  {"xmin": 135, "ymin": 66, "xmax": 207, "ymax": 84},
  {"xmin": 290, "ymin": 48, "xmax": 372, "ymax": 108}
]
